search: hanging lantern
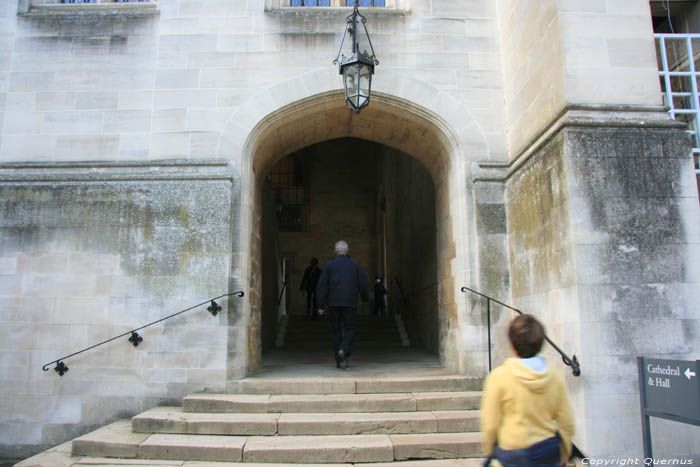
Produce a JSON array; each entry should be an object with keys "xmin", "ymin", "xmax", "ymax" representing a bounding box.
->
[{"xmin": 334, "ymin": 0, "xmax": 379, "ymax": 113}]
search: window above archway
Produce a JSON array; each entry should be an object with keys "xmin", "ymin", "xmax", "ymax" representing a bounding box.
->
[
  {"xmin": 290, "ymin": 0, "xmax": 385, "ymax": 6},
  {"xmin": 265, "ymin": 0, "xmax": 408, "ymax": 12},
  {"xmin": 266, "ymin": 154, "xmax": 307, "ymax": 232}
]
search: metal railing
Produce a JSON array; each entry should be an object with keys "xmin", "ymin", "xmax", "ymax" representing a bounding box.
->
[
  {"xmin": 655, "ymin": 33, "xmax": 700, "ymax": 179},
  {"xmin": 393, "ymin": 275, "xmax": 409, "ymax": 305},
  {"xmin": 461, "ymin": 286, "xmax": 581, "ymax": 377},
  {"xmin": 42, "ymin": 291, "xmax": 245, "ymax": 376},
  {"xmin": 276, "ymin": 281, "xmax": 287, "ymax": 306}
]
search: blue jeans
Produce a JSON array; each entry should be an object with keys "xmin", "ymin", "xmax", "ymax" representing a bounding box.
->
[{"xmin": 484, "ymin": 435, "xmax": 561, "ymax": 467}]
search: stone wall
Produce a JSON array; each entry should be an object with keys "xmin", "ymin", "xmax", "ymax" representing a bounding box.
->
[
  {"xmin": 0, "ymin": 161, "xmax": 235, "ymax": 458},
  {"xmin": 496, "ymin": 0, "xmax": 567, "ymax": 159},
  {"xmin": 503, "ymin": 112, "xmax": 700, "ymax": 458},
  {"xmin": 566, "ymin": 123, "xmax": 699, "ymax": 459},
  {"xmin": 496, "ymin": 0, "xmax": 663, "ymax": 159},
  {"xmin": 471, "ymin": 178, "xmax": 511, "ymax": 369}
]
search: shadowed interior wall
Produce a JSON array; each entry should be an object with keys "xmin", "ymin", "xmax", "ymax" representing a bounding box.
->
[
  {"xmin": 267, "ymin": 139, "xmax": 380, "ymax": 325},
  {"xmin": 381, "ymin": 146, "xmax": 438, "ymax": 354},
  {"xmin": 261, "ymin": 180, "xmax": 281, "ymax": 351}
]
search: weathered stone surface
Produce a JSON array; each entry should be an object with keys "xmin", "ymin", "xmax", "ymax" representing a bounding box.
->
[
  {"xmin": 433, "ymin": 410, "xmax": 480, "ymax": 432},
  {"xmin": 0, "ymin": 161, "xmax": 236, "ymax": 458},
  {"xmin": 183, "ymin": 394, "xmax": 270, "ymax": 413},
  {"xmin": 270, "ymin": 393, "xmax": 417, "ymax": 413},
  {"xmin": 413, "ymin": 391, "xmax": 482, "ymax": 411},
  {"xmin": 391, "ymin": 432, "xmax": 482, "ymax": 460},
  {"xmin": 138, "ymin": 434, "xmax": 245, "ymax": 462},
  {"xmin": 71, "ymin": 420, "xmax": 147, "ymax": 458},
  {"xmin": 242, "ymin": 434, "xmax": 394, "ymax": 463},
  {"xmin": 277, "ymin": 411, "xmax": 437, "ymax": 435},
  {"xmin": 227, "ymin": 378, "xmax": 356, "ymax": 395},
  {"xmin": 132, "ymin": 407, "xmax": 279, "ymax": 435},
  {"xmin": 356, "ymin": 376, "xmax": 482, "ymax": 394},
  {"xmin": 363, "ymin": 460, "xmax": 484, "ymax": 467}
]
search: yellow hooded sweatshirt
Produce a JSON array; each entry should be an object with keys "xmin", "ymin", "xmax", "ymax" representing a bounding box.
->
[{"xmin": 480, "ymin": 357, "xmax": 575, "ymax": 463}]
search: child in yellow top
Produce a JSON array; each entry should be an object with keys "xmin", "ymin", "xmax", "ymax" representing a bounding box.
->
[{"xmin": 481, "ymin": 314, "xmax": 575, "ymax": 466}]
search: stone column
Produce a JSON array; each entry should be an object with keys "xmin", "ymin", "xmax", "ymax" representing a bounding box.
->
[{"xmin": 499, "ymin": 109, "xmax": 700, "ymax": 458}]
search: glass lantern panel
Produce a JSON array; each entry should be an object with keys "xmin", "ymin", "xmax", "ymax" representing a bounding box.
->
[
  {"xmin": 360, "ymin": 64, "xmax": 372, "ymax": 94},
  {"xmin": 344, "ymin": 66, "xmax": 360, "ymax": 97}
]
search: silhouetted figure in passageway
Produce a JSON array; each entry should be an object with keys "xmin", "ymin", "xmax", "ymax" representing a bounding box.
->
[
  {"xmin": 300, "ymin": 257, "xmax": 322, "ymax": 319},
  {"xmin": 316, "ymin": 240, "xmax": 369, "ymax": 369},
  {"xmin": 373, "ymin": 276, "xmax": 386, "ymax": 316}
]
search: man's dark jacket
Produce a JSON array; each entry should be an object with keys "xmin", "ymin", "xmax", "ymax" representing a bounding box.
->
[{"xmin": 316, "ymin": 254, "xmax": 370, "ymax": 308}]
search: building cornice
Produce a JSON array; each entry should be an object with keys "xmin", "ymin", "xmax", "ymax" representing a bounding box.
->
[
  {"xmin": 0, "ymin": 159, "xmax": 234, "ymax": 183},
  {"xmin": 473, "ymin": 105, "xmax": 687, "ymax": 183}
]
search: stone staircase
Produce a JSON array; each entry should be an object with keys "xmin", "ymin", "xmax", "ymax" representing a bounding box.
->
[
  {"xmin": 19, "ymin": 314, "xmax": 485, "ymax": 465},
  {"xmin": 70, "ymin": 374, "xmax": 483, "ymax": 464}
]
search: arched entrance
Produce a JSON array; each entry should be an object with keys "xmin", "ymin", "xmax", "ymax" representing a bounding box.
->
[
  {"xmin": 259, "ymin": 137, "xmax": 440, "ymax": 361},
  {"xmin": 220, "ymin": 77, "xmax": 488, "ymax": 379}
]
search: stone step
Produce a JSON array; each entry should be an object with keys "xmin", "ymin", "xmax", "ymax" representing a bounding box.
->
[
  {"xmin": 21, "ymin": 439, "xmax": 484, "ymax": 467},
  {"xmin": 227, "ymin": 375, "xmax": 483, "ymax": 395},
  {"xmin": 70, "ymin": 460, "xmax": 484, "ymax": 467},
  {"xmin": 243, "ymin": 434, "xmax": 394, "ymax": 463},
  {"xmin": 132, "ymin": 407, "xmax": 279, "ymax": 436},
  {"xmin": 183, "ymin": 391, "xmax": 482, "ymax": 413},
  {"xmin": 73, "ymin": 421, "xmax": 482, "ymax": 463},
  {"xmin": 132, "ymin": 407, "xmax": 480, "ymax": 436},
  {"xmin": 70, "ymin": 461, "xmax": 484, "ymax": 467}
]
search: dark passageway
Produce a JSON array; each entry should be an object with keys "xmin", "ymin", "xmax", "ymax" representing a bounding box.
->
[{"xmin": 259, "ymin": 138, "xmax": 440, "ymax": 369}]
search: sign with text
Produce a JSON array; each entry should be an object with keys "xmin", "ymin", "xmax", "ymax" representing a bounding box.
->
[{"xmin": 639, "ymin": 358, "xmax": 700, "ymax": 421}]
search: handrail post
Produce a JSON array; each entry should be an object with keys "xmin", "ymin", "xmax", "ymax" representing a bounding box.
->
[{"xmin": 487, "ymin": 298, "xmax": 492, "ymax": 373}]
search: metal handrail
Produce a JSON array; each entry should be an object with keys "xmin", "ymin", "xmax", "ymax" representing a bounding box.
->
[
  {"xmin": 393, "ymin": 275, "xmax": 409, "ymax": 305},
  {"xmin": 461, "ymin": 286, "xmax": 581, "ymax": 377},
  {"xmin": 42, "ymin": 291, "xmax": 245, "ymax": 376},
  {"xmin": 276, "ymin": 281, "xmax": 287, "ymax": 306}
]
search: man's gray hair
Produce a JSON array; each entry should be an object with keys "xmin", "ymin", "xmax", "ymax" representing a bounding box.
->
[{"xmin": 335, "ymin": 240, "xmax": 349, "ymax": 254}]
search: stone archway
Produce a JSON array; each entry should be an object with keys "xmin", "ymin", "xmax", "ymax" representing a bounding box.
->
[{"xmin": 219, "ymin": 70, "xmax": 490, "ymax": 379}]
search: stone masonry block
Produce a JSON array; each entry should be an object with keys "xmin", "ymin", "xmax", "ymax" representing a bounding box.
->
[
  {"xmin": 35, "ymin": 92, "xmax": 76, "ymax": 110},
  {"xmin": 390, "ymin": 432, "xmax": 482, "ymax": 460},
  {"xmin": 75, "ymin": 92, "xmax": 119, "ymax": 111},
  {"xmin": 55, "ymin": 135, "xmax": 120, "ymax": 160},
  {"xmin": 155, "ymin": 69, "xmax": 200, "ymax": 90},
  {"xmin": 72, "ymin": 419, "xmax": 146, "ymax": 458},
  {"xmin": 242, "ymin": 435, "xmax": 393, "ymax": 464},
  {"xmin": 103, "ymin": 110, "xmax": 152, "ymax": 133},
  {"xmin": 139, "ymin": 433, "xmax": 245, "ymax": 462}
]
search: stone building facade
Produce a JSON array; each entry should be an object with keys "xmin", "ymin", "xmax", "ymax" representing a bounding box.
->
[{"xmin": 1, "ymin": 0, "xmax": 698, "ymax": 460}]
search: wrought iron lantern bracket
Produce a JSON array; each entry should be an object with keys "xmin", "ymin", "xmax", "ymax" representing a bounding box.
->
[{"xmin": 333, "ymin": 0, "xmax": 379, "ymax": 113}]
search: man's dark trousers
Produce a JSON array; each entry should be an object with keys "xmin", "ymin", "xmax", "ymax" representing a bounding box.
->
[{"xmin": 327, "ymin": 306, "xmax": 356, "ymax": 360}]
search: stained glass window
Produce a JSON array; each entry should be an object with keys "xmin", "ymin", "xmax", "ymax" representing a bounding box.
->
[
  {"xmin": 346, "ymin": 0, "xmax": 385, "ymax": 5},
  {"xmin": 291, "ymin": 0, "xmax": 331, "ymax": 6}
]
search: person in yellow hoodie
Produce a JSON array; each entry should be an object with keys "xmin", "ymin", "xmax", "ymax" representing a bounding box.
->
[{"xmin": 481, "ymin": 314, "xmax": 574, "ymax": 466}]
